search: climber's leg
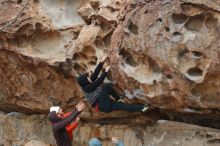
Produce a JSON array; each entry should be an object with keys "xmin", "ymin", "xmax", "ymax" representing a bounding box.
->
[
  {"xmin": 109, "ymin": 101, "xmax": 145, "ymax": 112},
  {"xmin": 98, "ymin": 85, "xmax": 111, "ymax": 112},
  {"xmin": 98, "ymin": 84, "xmax": 149, "ymax": 113},
  {"xmin": 102, "ymin": 83, "xmax": 121, "ymax": 100}
]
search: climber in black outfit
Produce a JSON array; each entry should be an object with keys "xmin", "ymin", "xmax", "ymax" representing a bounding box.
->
[{"xmin": 77, "ymin": 55, "xmax": 149, "ymax": 113}]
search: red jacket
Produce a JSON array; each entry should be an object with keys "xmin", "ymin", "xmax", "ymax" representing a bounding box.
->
[{"xmin": 61, "ymin": 112, "xmax": 78, "ymax": 141}]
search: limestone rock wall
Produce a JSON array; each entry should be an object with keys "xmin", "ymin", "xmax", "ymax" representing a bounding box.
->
[{"xmin": 114, "ymin": 0, "xmax": 220, "ymax": 109}]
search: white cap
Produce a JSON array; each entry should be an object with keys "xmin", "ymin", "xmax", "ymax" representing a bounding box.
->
[{"xmin": 50, "ymin": 106, "xmax": 60, "ymax": 113}]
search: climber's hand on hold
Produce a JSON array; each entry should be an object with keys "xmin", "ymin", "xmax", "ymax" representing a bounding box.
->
[
  {"xmin": 105, "ymin": 66, "xmax": 110, "ymax": 72},
  {"xmin": 110, "ymin": 96, "xmax": 116, "ymax": 101},
  {"xmin": 75, "ymin": 117, "xmax": 80, "ymax": 122},
  {"xmin": 76, "ymin": 101, "xmax": 85, "ymax": 112},
  {"xmin": 101, "ymin": 55, "xmax": 108, "ymax": 63}
]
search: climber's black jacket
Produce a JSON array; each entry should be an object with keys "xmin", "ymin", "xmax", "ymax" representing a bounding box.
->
[
  {"xmin": 77, "ymin": 62, "xmax": 107, "ymax": 92},
  {"xmin": 77, "ymin": 62, "xmax": 108, "ymax": 106}
]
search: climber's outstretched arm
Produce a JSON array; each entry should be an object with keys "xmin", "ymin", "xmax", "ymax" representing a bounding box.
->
[
  {"xmin": 53, "ymin": 102, "xmax": 85, "ymax": 131},
  {"xmin": 83, "ymin": 72, "xmax": 108, "ymax": 92},
  {"xmin": 90, "ymin": 62, "xmax": 104, "ymax": 81},
  {"xmin": 90, "ymin": 55, "xmax": 108, "ymax": 81}
]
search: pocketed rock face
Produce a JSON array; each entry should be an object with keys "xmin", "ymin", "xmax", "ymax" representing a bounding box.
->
[
  {"xmin": 0, "ymin": 48, "xmax": 84, "ymax": 113},
  {"xmin": 109, "ymin": 0, "xmax": 220, "ymax": 112},
  {"xmin": 0, "ymin": 0, "xmax": 53, "ymax": 39},
  {"xmin": 0, "ymin": 0, "xmax": 132, "ymax": 116},
  {"xmin": 39, "ymin": 0, "xmax": 86, "ymax": 29},
  {"xmin": 0, "ymin": 112, "xmax": 220, "ymax": 146}
]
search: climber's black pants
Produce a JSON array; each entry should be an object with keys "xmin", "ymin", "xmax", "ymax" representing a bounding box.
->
[{"xmin": 98, "ymin": 83, "xmax": 144, "ymax": 113}]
